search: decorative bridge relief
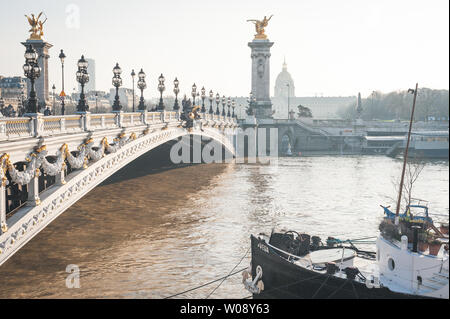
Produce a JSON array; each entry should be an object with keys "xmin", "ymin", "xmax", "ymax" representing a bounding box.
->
[{"xmin": 0, "ymin": 111, "xmax": 237, "ymax": 266}]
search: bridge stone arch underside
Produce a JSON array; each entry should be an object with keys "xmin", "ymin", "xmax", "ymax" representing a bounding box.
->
[{"xmin": 0, "ymin": 125, "xmax": 236, "ymax": 266}]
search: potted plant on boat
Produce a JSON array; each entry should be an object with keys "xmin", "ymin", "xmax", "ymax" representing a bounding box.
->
[
  {"xmin": 379, "ymin": 219, "xmax": 401, "ymax": 242},
  {"xmin": 428, "ymin": 239, "xmax": 442, "ymax": 256}
]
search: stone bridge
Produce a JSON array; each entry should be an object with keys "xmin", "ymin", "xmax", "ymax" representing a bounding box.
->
[{"xmin": 0, "ymin": 111, "xmax": 237, "ymax": 266}]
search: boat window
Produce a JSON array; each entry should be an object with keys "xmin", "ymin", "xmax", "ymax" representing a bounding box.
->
[{"xmin": 388, "ymin": 258, "xmax": 395, "ymax": 271}]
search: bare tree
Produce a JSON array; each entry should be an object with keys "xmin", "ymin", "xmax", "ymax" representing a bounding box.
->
[{"xmin": 390, "ymin": 155, "xmax": 426, "ymax": 210}]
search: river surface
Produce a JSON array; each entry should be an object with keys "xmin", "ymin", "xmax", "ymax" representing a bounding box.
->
[{"xmin": 0, "ymin": 156, "xmax": 448, "ymax": 298}]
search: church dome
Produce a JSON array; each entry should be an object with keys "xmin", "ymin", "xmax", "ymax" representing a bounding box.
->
[{"xmin": 274, "ymin": 59, "xmax": 295, "ymax": 98}]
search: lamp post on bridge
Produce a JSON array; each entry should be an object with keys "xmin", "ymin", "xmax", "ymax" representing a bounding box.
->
[
  {"xmin": 112, "ymin": 63, "xmax": 123, "ymax": 111},
  {"xmin": 191, "ymin": 83, "xmax": 197, "ymax": 106},
  {"xmin": 201, "ymin": 86, "xmax": 206, "ymax": 113},
  {"xmin": 221, "ymin": 95, "xmax": 226, "ymax": 116},
  {"xmin": 157, "ymin": 73, "xmax": 165, "ymax": 111},
  {"xmin": 208, "ymin": 90, "xmax": 214, "ymax": 114},
  {"xmin": 173, "ymin": 77, "xmax": 180, "ymax": 111},
  {"xmin": 131, "ymin": 69, "xmax": 136, "ymax": 112},
  {"xmin": 58, "ymin": 49, "xmax": 66, "ymax": 115},
  {"xmin": 137, "ymin": 69, "xmax": 147, "ymax": 111},
  {"xmin": 231, "ymin": 99, "xmax": 236, "ymax": 118},
  {"xmin": 23, "ymin": 45, "xmax": 41, "ymax": 114},
  {"xmin": 52, "ymin": 84, "xmax": 56, "ymax": 115},
  {"xmin": 95, "ymin": 92, "xmax": 98, "ymax": 113},
  {"xmin": 76, "ymin": 55, "xmax": 90, "ymax": 112},
  {"xmin": 215, "ymin": 93, "xmax": 220, "ymax": 115},
  {"xmin": 227, "ymin": 97, "xmax": 231, "ymax": 117}
]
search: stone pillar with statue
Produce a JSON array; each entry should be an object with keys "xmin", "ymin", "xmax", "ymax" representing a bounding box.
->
[
  {"xmin": 247, "ymin": 15, "xmax": 274, "ymax": 119},
  {"xmin": 22, "ymin": 12, "xmax": 52, "ymax": 111}
]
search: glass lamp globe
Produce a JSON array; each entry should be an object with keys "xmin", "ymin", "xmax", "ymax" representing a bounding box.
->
[
  {"xmin": 78, "ymin": 55, "xmax": 88, "ymax": 69},
  {"xmin": 113, "ymin": 63, "xmax": 122, "ymax": 76},
  {"xmin": 23, "ymin": 63, "xmax": 31, "ymax": 74}
]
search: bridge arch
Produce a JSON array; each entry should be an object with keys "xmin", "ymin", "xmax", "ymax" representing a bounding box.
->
[{"xmin": 0, "ymin": 124, "xmax": 236, "ymax": 266}]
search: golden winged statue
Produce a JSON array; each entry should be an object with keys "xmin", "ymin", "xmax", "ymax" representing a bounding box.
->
[
  {"xmin": 25, "ymin": 12, "xmax": 47, "ymax": 40},
  {"xmin": 247, "ymin": 15, "xmax": 273, "ymax": 40}
]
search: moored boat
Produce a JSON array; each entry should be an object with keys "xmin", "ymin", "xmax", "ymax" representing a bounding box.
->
[{"xmin": 243, "ymin": 84, "xmax": 449, "ymax": 299}]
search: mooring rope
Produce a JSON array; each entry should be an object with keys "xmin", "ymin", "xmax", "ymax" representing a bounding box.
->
[
  {"xmin": 205, "ymin": 247, "xmax": 250, "ymax": 299},
  {"xmin": 163, "ymin": 266, "xmax": 248, "ymax": 299}
]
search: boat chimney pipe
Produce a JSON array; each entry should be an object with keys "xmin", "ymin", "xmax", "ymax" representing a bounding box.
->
[{"xmin": 412, "ymin": 226, "xmax": 420, "ymax": 253}]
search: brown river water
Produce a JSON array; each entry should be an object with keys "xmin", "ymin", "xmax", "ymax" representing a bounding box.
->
[{"xmin": 0, "ymin": 156, "xmax": 448, "ymax": 298}]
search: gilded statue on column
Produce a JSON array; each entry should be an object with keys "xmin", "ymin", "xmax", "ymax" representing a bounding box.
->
[
  {"xmin": 25, "ymin": 12, "xmax": 47, "ymax": 40},
  {"xmin": 247, "ymin": 15, "xmax": 273, "ymax": 40}
]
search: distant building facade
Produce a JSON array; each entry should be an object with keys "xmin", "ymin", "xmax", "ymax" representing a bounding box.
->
[
  {"xmin": 0, "ymin": 76, "xmax": 27, "ymax": 99},
  {"xmin": 269, "ymin": 60, "xmax": 355, "ymax": 119},
  {"xmin": 109, "ymin": 88, "xmax": 137, "ymax": 111},
  {"xmin": 0, "ymin": 76, "xmax": 28, "ymax": 115}
]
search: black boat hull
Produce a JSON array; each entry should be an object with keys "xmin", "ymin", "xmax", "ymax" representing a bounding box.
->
[{"xmin": 250, "ymin": 235, "xmax": 431, "ymax": 299}]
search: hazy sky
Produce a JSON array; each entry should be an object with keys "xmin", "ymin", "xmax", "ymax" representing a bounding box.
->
[{"xmin": 0, "ymin": 0, "xmax": 448, "ymax": 98}]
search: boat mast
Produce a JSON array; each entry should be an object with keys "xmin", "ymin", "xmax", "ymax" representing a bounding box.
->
[{"xmin": 395, "ymin": 83, "xmax": 419, "ymax": 223}]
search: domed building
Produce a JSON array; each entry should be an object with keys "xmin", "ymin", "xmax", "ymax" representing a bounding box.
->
[{"xmin": 274, "ymin": 59, "xmax": 295, "ymax": 98}]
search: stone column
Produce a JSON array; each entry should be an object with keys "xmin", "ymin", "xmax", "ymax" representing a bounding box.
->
[
  {"xmin": 248, "ymin": 39, "xmax": 274, "ymax": 119},
  {"xmin": 114, "ymin": 111, "xmax": 123, "ymax": 127},
  {"xmin": 139, "ymin": 110, "xmax": 148, "ymax": 125},
  {"xmin": 77, "ymin": 112, "xmax": 91, "ymax": 131},
  {"xmin": 27, "ymin": 172, "xmax": 40, "ymax": 207},
  {"xmin": 27, "ymin": 113, "xmax": 44, "ymax": 137},
  {"xmin": 56, "ymin": 169, "xmax": 66, "ymax": 186}
]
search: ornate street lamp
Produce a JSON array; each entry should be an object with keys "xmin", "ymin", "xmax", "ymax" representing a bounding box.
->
[
  {"xmin": 191, "ymin": 83, "xmax": 197, "ymax": 105},
  {"xmin": 182, "ymin": 94, "xmax": 188, "ymax": 112},
  {"xmin": 58, "ymin": 49, "xmax": 66, "ymax": 115},
  {"xmin": 221, "ymin": 95, "xmax": 226, "ymax": 116},
  {"xmin": 227, "ymin": 97, "xmax": 231, "ymax": 117},
  {"xmin": 157, "ymin": 73, "xmax": 165, "ymax": 111},
  {"xmin": 131, "ymin": 69, "xmax": 136, "ymax": 112},
  {"xmin": 208, "ymin": 90, "xmax": 214, "ymax": 114},
  {"xmin": 201, "ymin": 87, "xmax": 206, "ymax": 113},
  {"xmin": 173, "ymin": 77, "xmax": 180, "ymax": 111},
  {"xmin": 52, "ymin": 84, "xmax": 56, "ymax": 115},
  {"xmin": 76, "ymin": 55, "xmax": 90, "ymax": 112},
  {"xmin": 23, "ymin": 45, "xmax": 41, "ymax": 114},
  {"xmin": 231, "ymin": 99, "xmax": 236, "ymax": 118},
  {"xmin": 112, "ymin": 63, "xmax": 123, "ymax": 111},
  {"xmin": 95, "ymin": 92, "xmax": 98, "ymax": 113},
  {"xmin": 215, "ymin": 93, "xmax": 220, "ymax": 115},
  {"xmin": 137, "ymin": 68, "xmax": 147, "ymax": 111}
]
